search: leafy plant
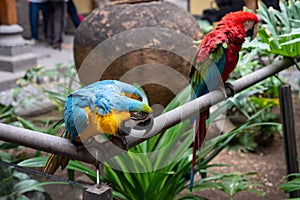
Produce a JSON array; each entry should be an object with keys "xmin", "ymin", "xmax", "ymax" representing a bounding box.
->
[
  {"xmin": 197, "ymin": 19, "xmax": 214, "ymax": 35},
  {"xmin": 103, "ymin": 86, "xmax": 271, "ymax": 199},
  {"xmin": 191, "ymin": 171, "xmax": 264, "ymax": 200},
  {"xmin": 279, "ymin": 173, "xmax": 300, "ymax": 194},
  {"xmin": 0, "ymin": 65, "xmax": 77, "ymax": 161},
  {"xmin": 220, "ymin": 91, "xmax": 281, "ymax": 152},
  {"xmin": 12, "ymin": 63, "xmax": 79, "ymax": 114},
  {"xmin": 0, "ymin": 65, "xmax": 80, "ymax": 199},
  {"xmin": 0, "ymin": 166, "xmax": 67, "ymax": 200},
  {"xmin": 0, "ymin": 101, "xmax": 62, "ymax": 137},
  {"xmin": 0, "ymin": 142, "xmax": 68, "ymax": 200},
  {"xmin": 220, "ymin": 39, "xmax": 284, "ymax": 151},
  {"xmin": 257, "ymin": 0, "xmax": 300, "ymax": 61},
  {"xmin": 226, "ymin": 132, "xmax": 257, "ymax": 152},
  {"xmin": 0, "ymin": 103, "xmax": 15, "ymax": 123}
]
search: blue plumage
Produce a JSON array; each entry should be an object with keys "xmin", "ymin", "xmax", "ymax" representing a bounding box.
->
[
  {"xmin": 64, "ymin": 80, "xmax": 150, "ymax": 141},
  {"xmin": 44, "ymin": 80, "xmax": 152, "ymax": 175}
]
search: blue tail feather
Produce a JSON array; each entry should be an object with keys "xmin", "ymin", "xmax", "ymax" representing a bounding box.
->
[{"xmin": 189, "ymin": 168, "xmax": 194, "ymax": 191}]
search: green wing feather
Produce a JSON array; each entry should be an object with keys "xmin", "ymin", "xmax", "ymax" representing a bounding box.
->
[{"xmin": 190, "ymin": 41, "xmax": 228, "ymax": 97}]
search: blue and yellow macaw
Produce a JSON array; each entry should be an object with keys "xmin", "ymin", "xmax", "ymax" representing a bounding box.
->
[{"xmin": 44, "ymin": 80, "xmax": 152, "ymax": 174}]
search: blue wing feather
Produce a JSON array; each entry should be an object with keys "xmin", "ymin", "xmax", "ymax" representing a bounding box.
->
[{"xmin": 190, "ymin": 43, "xmax": 227, "ymax": 98}]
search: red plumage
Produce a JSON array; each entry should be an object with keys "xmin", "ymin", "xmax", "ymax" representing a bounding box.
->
[
  {"xmin": 198, "ymin": 11, "xmax": 259, "ymax": 81},
  {"xmin": 221, "ymin": 12, "xmax": 258, "ymax": 81},
  {"xmin": 189, "ymin": 11, "xmax": 259, "ymax": 191}
]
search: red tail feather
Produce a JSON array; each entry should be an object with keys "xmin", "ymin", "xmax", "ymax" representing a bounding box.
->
[{"xmin": 190, "ymin": 109, "xmax": 209, "ymax": 191}]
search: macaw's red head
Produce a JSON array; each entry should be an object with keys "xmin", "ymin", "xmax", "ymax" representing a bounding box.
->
[{"xmin": 218, "ymin": 11, "xmax": 259, "ymax": 41}]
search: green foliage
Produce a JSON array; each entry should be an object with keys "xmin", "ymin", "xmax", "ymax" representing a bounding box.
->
[
  {"xmin": 0, "ymin": 64, "xmax": 77, "ymax": 137},
  {"xmin": 193, "ymin": 171, "xmax": 264, "ymax": 199},
  {"xmin": 15, "ymin": 63, "xmax": 77, "ymax": 89},
  {"xmin": 0, "ymin": 103, "xmax": 15, "ymax": 123},
  {"xmin": 279, "ymin": 173, "xmax": 300, "ymax": 193},
  {"xmin": 221, "ymin": 91, "xmax": 281, "ymax": 152},
  {"xmin": 257, "ymin": 0, "xmax": 300, "ymax": 58},
  {"xmin": 0, "ymin": 167, "xmax": 68, "ymax": 200},
  {"xmin": 0, "ymin": 64, "xmax": 79, "ymax": 199},
  {"xmin": 105, "ymin": 131, "xmax": 193, "ymax": 199},
  {"xmin": 226, "ymin": 132, "xmax": 257, "ymax": 152},
  {"xmin": 197, "ymin": 20, "xmax": 214, "ymax": 35},
  {"xmin": 101, "ymin": 87, "xmax": 249, "ymax": 199},
  {"xmin": 0, "ymin": 101, "xmax": 63, "ymax": 136},
  {"xmin": 12, "ymin": 63, "xmax": 78, "ymax": 114},
  {"xmin": 0, "ymin": 144, "xmax": 67, "ymax": 200},
  {"xmin": 19, "ymin": 157, "xmax": 97, "ymax": 183},
  {"xmin": 0, "ymin": 65, "xmax": 76, "ymax": 156},
  {"xmin": 103, "ymin": 112, "xmax": 265, "ymax": 199},
  {"xmin": 222, "ymin": 41, "xmax": 283, "ymax": 152}
]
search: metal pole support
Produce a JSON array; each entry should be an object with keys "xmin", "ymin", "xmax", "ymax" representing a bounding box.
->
[
  {"xmin": 279, "ymin": 84, "xmax": 300, "ymax": 198},
  {"xmin": 83, "ymin": 184, "xmax": 112, "ymax": 200}
]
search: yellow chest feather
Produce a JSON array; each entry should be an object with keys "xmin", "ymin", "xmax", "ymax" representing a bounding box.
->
[{"xmin": 79, "ymin": 107, "xmax": 130, "ymax": 142}]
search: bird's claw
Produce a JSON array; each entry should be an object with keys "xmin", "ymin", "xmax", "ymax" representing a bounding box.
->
[
  {"xmin": 224, "ymin": 82, "xmax": 235, "ymax": 98},
  {"xmin": 108, "ymin": 135, "xmax": 128, "ymax": 151}
]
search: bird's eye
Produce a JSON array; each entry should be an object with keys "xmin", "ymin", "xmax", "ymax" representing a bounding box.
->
[{"xmin": 245, "ymin": 20, "xmax": 252, "ymax": 25}]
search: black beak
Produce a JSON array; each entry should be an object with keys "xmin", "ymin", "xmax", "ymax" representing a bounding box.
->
[
  {"xmin": 130, "ymin": 111, "xmax": 150, "ymax": 121},
  {"xmin": 246, "ymin": 27, "xmax": 255, "ymax": 41},
  {"xmin": 119, "ymin": 112, "xmax": 153, "ymax": 135}
]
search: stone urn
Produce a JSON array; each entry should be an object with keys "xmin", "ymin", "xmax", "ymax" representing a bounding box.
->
[{"xmin": 74, "ymin": 1, "xmax": 202, "ymax": 113}]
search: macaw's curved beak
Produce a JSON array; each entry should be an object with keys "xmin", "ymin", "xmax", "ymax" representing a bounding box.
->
[
  {"xmin": 130, "ymin": 111, "xmax": 150, "ymax": 121},
  {"xmin": 119, "ymin": 111, "xmax": 153, "ymax": 136},
  {"xmin": 246, "ymin": 23, "xmax": 258, "ymax": 41},
  {"xmin": 131, "ymin": 111, "xmax": 153, "ymax": 129}
]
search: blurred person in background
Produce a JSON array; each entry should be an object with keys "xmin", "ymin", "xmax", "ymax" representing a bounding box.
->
[
  {"xmin": 47, "ymin": 0, "xmax": 68, "ymax": 50},
  {"xmin": 27, "ymin": 0, "xmax": 48, "ymax": 44},
  {"xmin": 67, "ymin": 0, "xmax": 82, "ymax": 28}
]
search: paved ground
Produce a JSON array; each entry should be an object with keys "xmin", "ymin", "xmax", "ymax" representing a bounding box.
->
[
  {"xmin": 0, "ymin": 34, "xmax": 76, "ymax": 117},
  {"xmin": 0, "ymin": 34, "xmax": 75, "ymax": 91},
  {"xmin": 32, "ymin": 34, "xmax": 74, "ymax": 69}
]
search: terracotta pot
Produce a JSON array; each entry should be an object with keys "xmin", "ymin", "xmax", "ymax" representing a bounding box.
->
[{"xmin": 74, "ymin": 1, "xmax": 202, "ymax": 112}]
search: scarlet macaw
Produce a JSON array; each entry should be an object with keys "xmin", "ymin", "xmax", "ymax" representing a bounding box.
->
[
  {"xmin": 189, "ymin": 11, "xmax": 259, "ymax": 190},
  {"xmin": 44, "ymin": 80, "xmax": 152, "ymax": 174}
]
